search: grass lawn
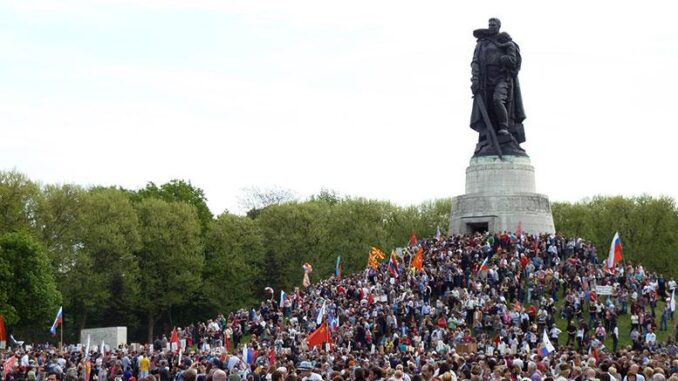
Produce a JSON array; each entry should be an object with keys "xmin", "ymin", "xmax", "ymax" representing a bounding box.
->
[{"xmin": 550, "ymin": 296, "xmax": 675, "ymax": 349}]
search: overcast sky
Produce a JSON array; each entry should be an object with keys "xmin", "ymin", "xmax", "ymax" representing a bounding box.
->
[{"xmin": 2, "ymin": 0, "xmax": 677, "ymax": 215}]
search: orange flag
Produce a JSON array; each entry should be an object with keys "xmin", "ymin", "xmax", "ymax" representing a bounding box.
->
[
  {"xmin": 367, "ymin": 247, "xmax": 385, "ymax": 269},
  {"xmin": 306, "ymin": 320, "xmax": 331, "ymax": 349},
  {"xmin": 411, "ymin": 248, "xmax": 424, "ymax": 271}
]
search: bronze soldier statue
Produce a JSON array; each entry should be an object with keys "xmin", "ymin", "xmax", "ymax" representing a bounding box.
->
[{"xmin": 470, "ymin": 18, "xmax": 527, "ymax": 157}]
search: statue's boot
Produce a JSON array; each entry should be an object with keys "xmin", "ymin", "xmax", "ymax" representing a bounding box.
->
[{"xmin": 497, "ymin": 123, "xmax": 510, "ymax": 135}]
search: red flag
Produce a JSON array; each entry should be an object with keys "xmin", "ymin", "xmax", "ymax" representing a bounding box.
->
[
  {"xmin": 409, "ymin": 231, "xmax": 417, "ymax": 246},
  {"xmin": 591, "ymin": 347, "xmax": 600, "ymax": 365},
  {"xmin": 520, "ymin": 254, "xmax": 529, "ymax": 268},
  {"xmin": 2, "ymin": 356, "xmax": 17, "ymax": 380},
  {"xmin": 0, "ymin": 315, "xmax": 7, "ymax": 345},
  {"xmin": 306, "ymin": 321, "xmax": 331, "ymax": 349},
  {"xmin": 170, "ymin": 327, "xmax": 179, "ymax": 352}
]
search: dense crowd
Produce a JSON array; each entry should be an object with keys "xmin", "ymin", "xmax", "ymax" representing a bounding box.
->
[{"xmin": 2, "ymin": 232, "xmax": 678, "ymax": 381}]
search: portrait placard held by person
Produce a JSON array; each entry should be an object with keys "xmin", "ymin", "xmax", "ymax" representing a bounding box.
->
[{"xmin": 469, "ymin": 18, "xmax": 527, "ymax": 156}]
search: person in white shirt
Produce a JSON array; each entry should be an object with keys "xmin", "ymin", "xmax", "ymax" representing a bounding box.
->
[
  {"xmin": 550, "ymin": 326, "xmax": 562, "ymax": 349},
  {"xmin": 612, "ymin": 324, "xmax": 619, "ymax": 352},
  {"xmin": 298, "ymin": 361, "xmax": 322, "ymax": 381},
  {"xmin": 645, "ymin": 330, "xmax": 657, "ymax": 347}
]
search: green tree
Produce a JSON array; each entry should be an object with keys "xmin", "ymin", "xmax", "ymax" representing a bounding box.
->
[
  {"xmin": 78, "ymin": 188, "xmax": 142, "ymax": 329},
  {"xmin": 0, "ymin": 233, "xmax": 61, "ymax": 335},
  {"xmin": 552, "ymin": 200, "xmax": 594, "ymax": 238},
  {"xmin": 321, "ymin": 198, "xmax": 392, "ymax": 276},
  {"xmin": 35, "ymin": 187, "xmax": 142, "ymax": 337},
  {"xmin": 553, "ymin": 195, "xmax": 678, "ymax": 276},
  {"xmin": 203, "ymin": 213, "xmax": 264, "ymax": 315},
  {"xmin": 135, "ymin": 198, "xmax": 203, "ymax": 342},
  {"xmin": 33, "ymin": 184, "xmax": 86, "ymax": 272},
  {"xmin": 0, "ymin": 170, "xmax": 39, "ymax": 234},
  {"xmin": 256, "ymin": 202, "xmax": 330, "ymax": 290},
  {"xmin": 136, "ymin": 180, "xmax": 213, "ymax": 234}
]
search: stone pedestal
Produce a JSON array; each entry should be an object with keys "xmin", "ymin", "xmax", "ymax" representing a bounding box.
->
[{"xmin": 449, "ymin": 155, "xmax": 555, "ymax": 235}]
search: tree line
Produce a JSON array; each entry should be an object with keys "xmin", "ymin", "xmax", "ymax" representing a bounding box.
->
[
  {"xmin": 551, "ymin": 195, "xmax": 678, "ymax": 277},
  {"xmin": 0, "ymin": 171, "xmax": 449, "ymax": 343},
  {"xmin": 1, "ymin": 170, "xmax": 676, "ymax": 343}
]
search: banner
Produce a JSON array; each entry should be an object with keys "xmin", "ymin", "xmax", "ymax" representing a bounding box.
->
[{"xmin": 595, "ymin": 285, "xmax": 613, "ymax": 295}]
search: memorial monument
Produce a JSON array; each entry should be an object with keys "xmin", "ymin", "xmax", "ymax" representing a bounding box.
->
[{"xmin": 449, "ymin": 18, "xmax": 555, "ymax": 235}]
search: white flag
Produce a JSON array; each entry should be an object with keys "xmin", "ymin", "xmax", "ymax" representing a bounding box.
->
[
  {"xmin": 540, "ymin": 330, "xmax": 555, "ymax": 356},
  {"xmin": 85, "ymin": 335, "xmax": 91, "ymax": 359},
  {"xmin": 316, "ymin": 300, "xmax": 326, "ymax": 325},
  {"xmin": 671, "ymin": 288, "xmax": 676, "ymax": 313}
]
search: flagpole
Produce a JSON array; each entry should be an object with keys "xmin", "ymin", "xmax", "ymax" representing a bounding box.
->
[{"xmin": 60, "ymin": 319, "xmax": 63, "ymax": 351}]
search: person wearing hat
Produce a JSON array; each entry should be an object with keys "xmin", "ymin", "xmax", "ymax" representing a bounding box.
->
[{"xmin": 297, "ymin": 362, "xmax": 321, "ymax": 381}]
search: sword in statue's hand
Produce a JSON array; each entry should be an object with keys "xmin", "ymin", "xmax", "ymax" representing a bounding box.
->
[{"xmin": 474, "ymin": 94, "xmax": 503, "ymax": 160}]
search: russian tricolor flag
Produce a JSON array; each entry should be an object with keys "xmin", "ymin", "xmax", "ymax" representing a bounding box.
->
[
  {"xmin": 479, "ymin": 257, "xmax": 489, "ymax": 272},
  {"xmin": 388, "ymin": 252, "xmax": 399, "ymax": 278},
  {"xmin": 280, "ymin": 290, "xmax": 287, "ymax": 307},
  {"xmin": 607, "ymin": 232, "xmax": 623, "ymax": 271},
  {"xmin": 336, "ymin": 256, "xmax": 342, "ymax": 280},
  {"xmin": 50, "ymin": 306, "xmax": 63, "ymax": 336}
]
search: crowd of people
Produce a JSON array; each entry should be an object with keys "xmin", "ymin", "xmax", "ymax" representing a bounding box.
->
[{"xmin": 2, "ymin": 232, "xmax": 678, "ymax": 381}]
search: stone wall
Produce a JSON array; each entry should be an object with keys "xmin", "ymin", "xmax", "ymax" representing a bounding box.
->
[
  {"xmin": 449, "ymin": 155, "xmax": 555, "ymax": 235},
  {"xmin": 80, "ymin": 327, "xmax": 127, "ymax": 348}
]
